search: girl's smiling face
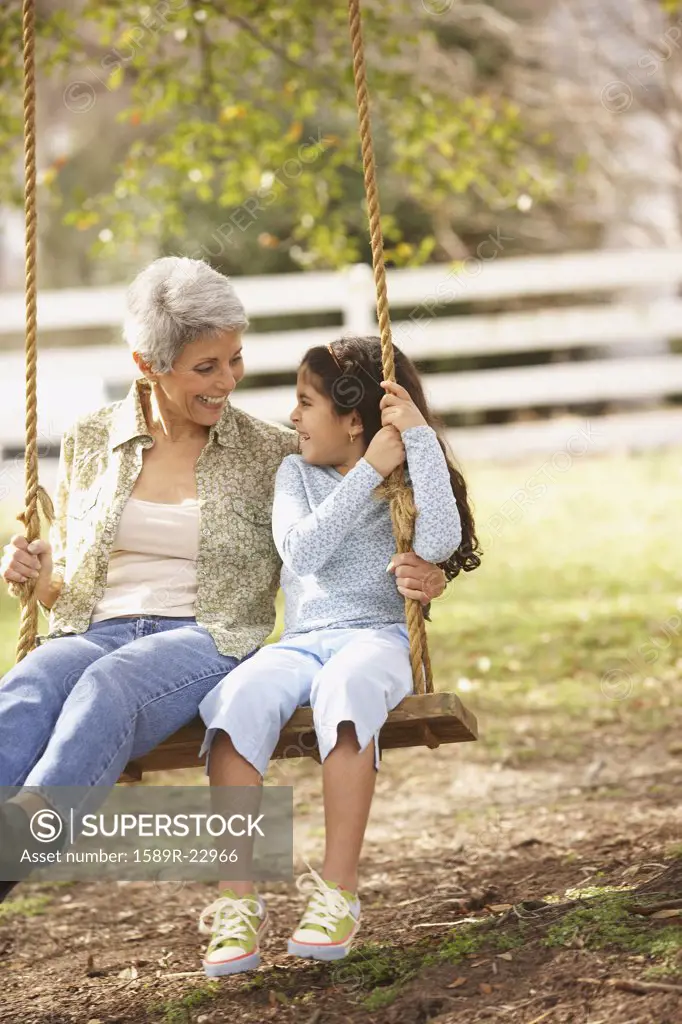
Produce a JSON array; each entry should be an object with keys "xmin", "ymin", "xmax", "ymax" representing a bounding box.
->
[{"xmin": 290, "ymin": 366, "xmax": 363, "ymax": 470}]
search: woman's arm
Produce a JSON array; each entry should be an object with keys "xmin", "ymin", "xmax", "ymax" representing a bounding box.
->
[
  {"xmin": 388, "ymin": 552, "xmax": 446, "ymax": 608},
  {"xmin": 44, "ymin": 431, "xmax": 73, "ymax": 597},
  {"xmin": 272, "ymin": 454, "xmax": 383, "ymax": 575},
  {"xmin": 403, "ymin": 426, "xmax": 462, "ymax": 564},
  {"xmin": 35, "ymin": 565, "xmax": 65, "ymax": 613},
  {"xmin": 6, "ymin": 431, "xmax": 73, "ymax": 612}
]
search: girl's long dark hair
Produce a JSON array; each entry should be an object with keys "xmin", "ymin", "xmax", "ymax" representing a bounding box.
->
[{"xmin": 301, "ymin": 336, "xmax": 482, "ymax": 582}]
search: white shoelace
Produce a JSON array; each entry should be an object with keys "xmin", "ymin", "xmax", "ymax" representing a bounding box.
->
[
  {"xmin": 198, "ymin": 894, "xmax": 262, "ymax": 947},
  {"xmin": 295, "ymin": 863, "xmax": 353, "ymax": 932}
]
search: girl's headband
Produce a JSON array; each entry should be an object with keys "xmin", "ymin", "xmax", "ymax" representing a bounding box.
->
[
  {"xmin": 326, "ymin": 341, "xmax": 384, "ymax": 396},
  {"xmin": 327, "ymin": 342, "xmax": 343, "ymax": 371}
]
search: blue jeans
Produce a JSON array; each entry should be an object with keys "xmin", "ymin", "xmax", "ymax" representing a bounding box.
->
[{"xmin": 0, "ymin": 616, "xmax": 242, "ymax": 823}]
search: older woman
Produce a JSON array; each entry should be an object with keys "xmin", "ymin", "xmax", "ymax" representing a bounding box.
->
[{"xmin": 0, "ymin": 257, "xmax": 445, "ymax": 902}]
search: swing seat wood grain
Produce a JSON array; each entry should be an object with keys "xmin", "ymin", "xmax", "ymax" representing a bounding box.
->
[{"xmin": 119, "ymin": 692, "xmax": 478, "ymax": 782}]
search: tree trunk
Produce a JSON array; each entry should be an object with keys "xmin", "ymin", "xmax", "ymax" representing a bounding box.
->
[{"xmin": 546, "ymin": 0, "xmax": 680, "ymax": 370}]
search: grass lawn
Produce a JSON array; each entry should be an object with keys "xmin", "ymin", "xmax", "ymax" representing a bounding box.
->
[{"xmin": 1, "ymin": 448, "xmax": 680, "ymax": 764}]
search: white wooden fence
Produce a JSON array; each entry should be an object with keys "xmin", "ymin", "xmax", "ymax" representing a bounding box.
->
[{"xmin": 1, "ymin": 250, "xmax": 682, "ymax": 463}]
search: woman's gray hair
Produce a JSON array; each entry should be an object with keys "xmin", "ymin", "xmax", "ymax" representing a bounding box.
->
[{"xmin": 123, "ymin": 257, "xmax": 249, "ymax": 373}]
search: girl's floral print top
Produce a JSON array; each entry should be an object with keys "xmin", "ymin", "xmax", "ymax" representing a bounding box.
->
[{"xmin": 11, "ymin": 378, "xmax": 299, "ymax": 659}]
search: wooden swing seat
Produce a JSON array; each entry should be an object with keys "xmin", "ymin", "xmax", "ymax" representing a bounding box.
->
[{"xmin": 120, "ymin": 692, "xmax": 477, "ymax": 782}]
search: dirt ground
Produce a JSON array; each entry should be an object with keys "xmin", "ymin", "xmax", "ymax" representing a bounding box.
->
[{"xmin": 1, "ymin": 703, "xmax": 680, "ymax": 1024}]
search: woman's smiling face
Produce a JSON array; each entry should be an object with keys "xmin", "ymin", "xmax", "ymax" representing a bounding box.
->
[{"xmin": 138, "ymin": 329, "xmax": 245, "ymax": 426}]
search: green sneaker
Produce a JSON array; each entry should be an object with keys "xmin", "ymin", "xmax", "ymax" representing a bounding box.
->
[
  {"xmin": 287, "ymin": 864, "xmax": 361, "ymax": 961},
  {"xmin": 198, "ymin": 889, "xmax": 268, "ymax": 977}
]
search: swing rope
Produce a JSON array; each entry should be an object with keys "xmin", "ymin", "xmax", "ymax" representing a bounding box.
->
[
  {"xmin": 347, "ymin": 0, "xmax": 433, "ymax": 695},
  {"xmin": 14, "ymin": 0, "xmax": 54, "ymax": 666},
  {"xmin": 14, "ymin": 0, "xmax": 434, "ymax": 696}
]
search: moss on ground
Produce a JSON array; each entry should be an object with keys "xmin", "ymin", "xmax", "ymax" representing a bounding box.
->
[
  {"xmin": 153, "ymin": 981, "xmax": 219, "ymax": 1023},
  {"xmin": 0, "ymin": 894, "xmax": 53, "ymax": 920},
  {"xmin": 332, "ymin": 915, "xmax": 529, "ymax": 1010},
  {"xmin": 325, "ymin": 889, "xmax": 680, "ymax": 1010},
  {"xmin": 544, "ymin": 890, "xmax": 682, "ymax": 978}
]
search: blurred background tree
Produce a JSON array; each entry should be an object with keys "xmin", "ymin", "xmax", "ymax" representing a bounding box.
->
[
  {"xmin": 0, "ymin": 0, "xmax": 563, "ymax": 288},
  {"xmin": 1, "ymin": 0, "xmax": 681, "ymax": 293}
]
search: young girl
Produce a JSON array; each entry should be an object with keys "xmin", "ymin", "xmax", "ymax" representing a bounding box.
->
[{"xmin": 196, "ymin": 336, "xmax": 480, "ymax": 977}]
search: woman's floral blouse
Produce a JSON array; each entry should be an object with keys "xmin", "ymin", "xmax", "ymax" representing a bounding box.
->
[{"xmin": 13, "ymin": 378, "xmax": 299, "ymax": 659}]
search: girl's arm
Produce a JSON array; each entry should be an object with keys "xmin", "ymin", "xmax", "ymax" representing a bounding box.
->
[
  {"xmin": 272, "ymin": 454, "xmax": 383, "ymax": 575},
  {"xmin": 403, "ymin": 426, "xmax": 462, "ymax": 564}
]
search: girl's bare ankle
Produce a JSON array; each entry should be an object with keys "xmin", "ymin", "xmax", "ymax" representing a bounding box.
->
[
  {"xmin": 323, "ymin": 870, "xmax": 358, "ymax": 895},
  {"xmin": 222, "ymin": 880, "xmax": 258, "ymax": 898}
]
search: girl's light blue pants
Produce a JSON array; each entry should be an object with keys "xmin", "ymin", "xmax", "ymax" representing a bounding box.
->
[{"xmin": 199, "ymin": 623, "xmax": 413, "ymax": 776}]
